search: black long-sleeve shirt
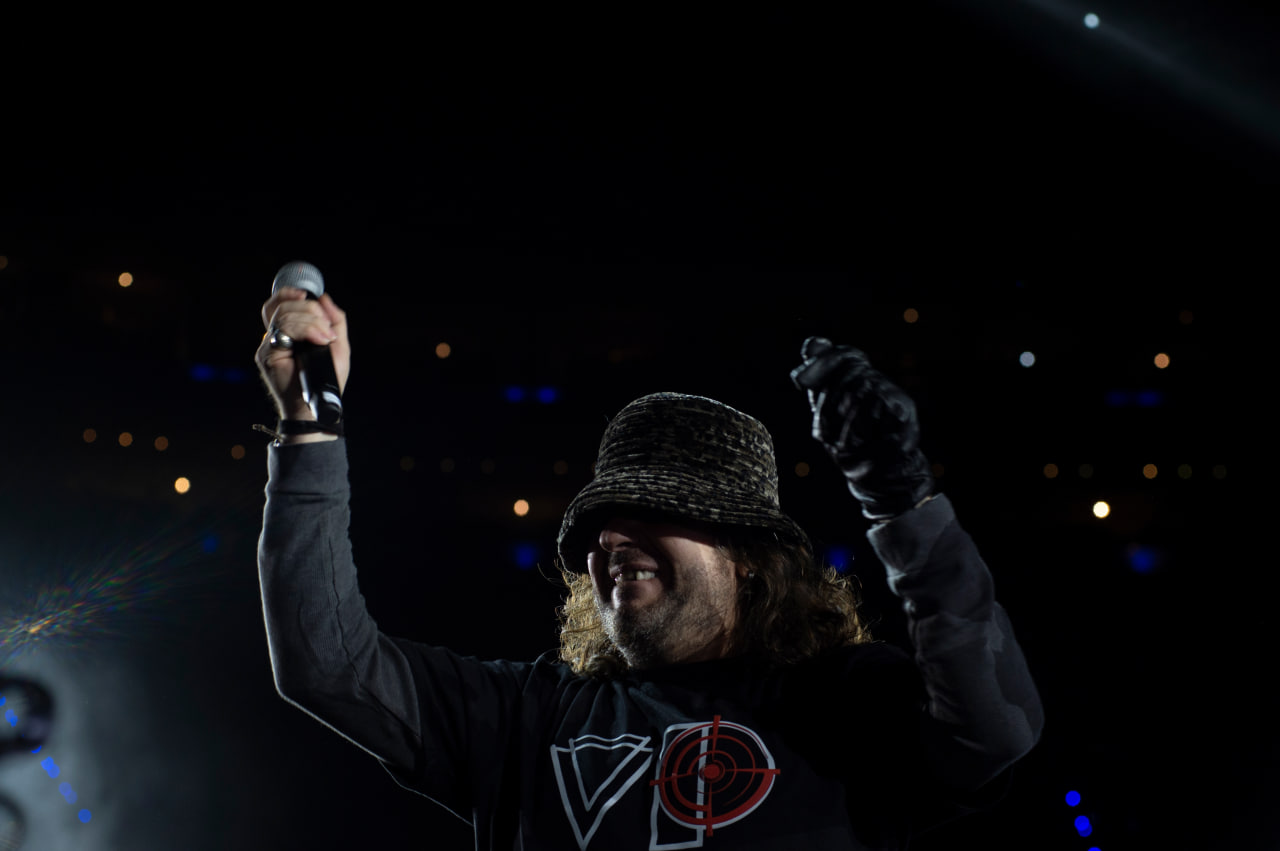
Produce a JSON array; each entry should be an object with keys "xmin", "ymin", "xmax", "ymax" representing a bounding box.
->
[{"xmin": 258, "ymin": 440, "xmax": 1043, "ymax": 849}]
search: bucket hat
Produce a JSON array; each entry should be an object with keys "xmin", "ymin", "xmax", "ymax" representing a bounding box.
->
[{"xmin": 557, "ymin": 393, "xmax": 810, "ymax": 570}]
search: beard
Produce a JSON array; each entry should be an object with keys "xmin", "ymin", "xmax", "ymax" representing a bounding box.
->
[{"xmin": 596, "ymin": 560, "xmax": 736, "ymax": 670}]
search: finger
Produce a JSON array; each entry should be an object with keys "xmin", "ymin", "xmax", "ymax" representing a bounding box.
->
[
  {"xmin": 317, "ymin": 294, "xmax": 348, "ymax": 344},
  {"xmin": 800, "ymin": 336, "xmax": 834, "ymax": 360},
  {"xmin": 267, "ymin": 299, "xmax": 338, "ymax": 346},
  {"xmin": 791, "ymin": 347, "xmax": 870, "ymax": 390},
  {"xmin": 261, "ymin": 287, "xmax": 308, "ymax": 330}
]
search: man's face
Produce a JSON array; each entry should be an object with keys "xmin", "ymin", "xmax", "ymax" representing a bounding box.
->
[{"xmin": 586, "ymin": 513, "xmax": 747, "ymax": 670}]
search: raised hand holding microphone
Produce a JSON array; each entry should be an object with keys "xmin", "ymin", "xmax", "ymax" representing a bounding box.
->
[{"xmin": 255, "ymin": 262, "xmax": 350, "ymax": 444}]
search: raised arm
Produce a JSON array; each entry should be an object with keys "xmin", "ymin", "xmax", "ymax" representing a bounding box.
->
[
  {"xmin": 791, "ymin": 338, "xmax": 1044, "ymax": 792},
  {"xmin": 253, "ymin": 283, "xmax": 527, "ymax": 823}
]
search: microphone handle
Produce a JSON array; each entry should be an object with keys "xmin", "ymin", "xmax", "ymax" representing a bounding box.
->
[{"xmin": 296, "ymin": 341, "xmax": 343, "ymax": 427}]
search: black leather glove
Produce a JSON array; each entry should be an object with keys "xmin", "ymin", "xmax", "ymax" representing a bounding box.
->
[{"xmin": 790, "ymin": 337, "xmax": 934, "ymax": 521}]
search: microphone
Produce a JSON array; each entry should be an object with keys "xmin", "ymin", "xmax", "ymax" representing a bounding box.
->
[{"xmin": 271, "ymin": 261, "xmax": 343, "ymax": 428}]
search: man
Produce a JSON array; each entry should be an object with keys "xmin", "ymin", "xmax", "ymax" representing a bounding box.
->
[{"xmin": 256, "ymin": 287, "xmax": 1043, "ymax": 849}]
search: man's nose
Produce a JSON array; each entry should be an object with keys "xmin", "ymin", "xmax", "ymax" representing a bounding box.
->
[{"xmin": 599, "ymin": 518, "xmax": 642, "ymax": 552}]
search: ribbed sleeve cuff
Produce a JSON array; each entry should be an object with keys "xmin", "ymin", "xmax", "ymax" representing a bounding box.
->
[{"xmin": 266, "ymin": 438, "xmax": 350, "ymax": 494}]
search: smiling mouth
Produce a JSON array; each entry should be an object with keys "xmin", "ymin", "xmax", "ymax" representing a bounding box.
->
[{"xmin": 614, "ymin": 569, "xmax": 658, "ymax": 583}]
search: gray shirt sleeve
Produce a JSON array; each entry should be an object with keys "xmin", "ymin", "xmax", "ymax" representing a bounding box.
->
[
  {"xmin": 256, "ymin": 439, "xmax": 426, "ymax": 771},
  {"xmin": 867, "ymin": 494, "xmax": 1045, "ymax": 793}
]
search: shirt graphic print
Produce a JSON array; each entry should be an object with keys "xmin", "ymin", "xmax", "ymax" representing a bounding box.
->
[{"xmin": 552, "ymin": 716, "xmax": 780, "ymax": 850}]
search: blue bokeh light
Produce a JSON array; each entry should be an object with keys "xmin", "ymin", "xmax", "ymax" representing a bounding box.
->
[
  {"xmin": 826, "ymin": 546, "xmax": 852, "ymax": 573},
  {"xmin": 512, "ymin": 543, "xmax": 539, "ymax": 570},
  {"xmin": 79, "ymin": 809, "xmax": 92, "ymax": 823},
  {"xmin": 536, "ymin": 386, "xmax": 559, "ymax": 404},
  {"xmin": 1136, "ymin": 390, "xmax": 1164, "ymax": 407},
  {"xmin": 1127, "ymin": 546, "xmax": 1159, "ymax": 574},
  {"xmin": 1074, "ymin": 815, "xmax": 1093, "ymax": 837},
  {"xmin": 1065, "ymin": 790, "xmax": 1081, "ymax": 807},
  {"xmin": 1084, "ymin": 12, "xmax": 1100, "ymax": 28},
  {"xmin": 190, "ymin": 364, "xmax": 217, "ymax": 382},
  {"xmin": 202, "ymin": 534, "xmax": 220, "ymax": 554},
  {"xmin": 505, "ymin": 386, "xmax": 527, "ymax": 403}
]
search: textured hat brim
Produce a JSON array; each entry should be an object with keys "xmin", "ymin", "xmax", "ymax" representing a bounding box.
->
[{"xmin": 557, "ymin": 468, "xmax": 809, "ymax": 571}]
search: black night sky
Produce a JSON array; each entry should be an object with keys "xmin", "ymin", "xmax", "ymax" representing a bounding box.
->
[{"xmin": 0, "ymin": 6, "xmax": 1267, "ymax": 849}]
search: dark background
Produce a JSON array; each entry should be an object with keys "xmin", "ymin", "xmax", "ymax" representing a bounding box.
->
[{"xmin": 0, "ymin": 5, "xmax": 1265, "ymax": 849}]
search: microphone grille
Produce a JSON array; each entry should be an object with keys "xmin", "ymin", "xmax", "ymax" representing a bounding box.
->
[{"xmin": 272, "ymin": 261, "xmax": 325, "ymax": 298}]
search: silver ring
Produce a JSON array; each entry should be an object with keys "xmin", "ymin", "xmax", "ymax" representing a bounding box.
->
[{"xmin": 268, "ymin": 326, "xmax": 294, "ymax": 350}]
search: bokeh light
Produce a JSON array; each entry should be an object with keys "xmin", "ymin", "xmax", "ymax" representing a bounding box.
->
[
  {"xmin": 1179, "ymin": 309, "xmax": 1194, "ymax": 325},
  {"xmin": 400, "ymin": 456, "xmax": 415, "ymax": 471},
  {"xmin": 118, "ymin": 271, "xmax": 133, "ymax": 287},
  {"xmin": 903, "ymin": 308, "xmax": 919, "ymax": 324},
  {"xmin": 440, "ymin": 458, "xmax": 455, "ymax": 473},
  {"xmin": 1154, "ymin": 352, "xmax": 1170, "ymax": 369},
  {"xmin": 435, "ymin": 342, "xmax": 451, "ymax": 358},
  {"xmin": 174, "ymin": 477, "xmax": 191, "ymax": 494},
  {"xmin": 1084, "ymin": 12, "xmax": 1100, "ymax": 28},
  {"xmin": 1020, "ymin": 351, "xmax": 1036, "ymax": 367},
  {"xmin": 826, "ymin": 546, "xmax": 852, "ymax": 573},
  {"xmin": 1065, "ymin": 790, "xmax": 1082, "ymax": 807},
  {"xmin": 83, "ymin": 428, "xmax": 97, "ymax": 443},
  {"xmin": 1043, "ymin": 463, "xmax": 1059, "ymax": 479},
  {"xmin": 154, "ymin": 436, "xmax": 169, "ymax": 451},
  {"xmin": 1127, "ymin": 545, "xmax": 1160, "ymax": 574},
  {"xmin": 1074, "ymin": 815, "xmax": 1093, "ymax": 836},
  {"xmin": 1079, "ymin": 464, "xmax": 1094, "ymax": 479},
  {"xmin": 118, "ymin": 432, "xmax": 133, "ymax": 447},
  {"xmin": 230, "ymin": 444, "xmax": 246, "ymax": 460},
  {"xmin": 1093, "ymin": 501, "xmax": 1111, "ymax": 518},
  {"xmin": 553, "ymin": 460, "xmax": 569, "ymax": 475},
  {"xmin": 512, "ymin": 542, "xmax": 539, "ymax": 570},
  {"xmin": 795, "ymin": 461, "xmax": 810, "ymax": 477},
  {"xmin": 1143, "ymin": 464, "xmax": 1158, "ymax": 479},
  {"xmin": 0, "ymin": 255, "xmax": 8, "ymax": 270},
  {"xmin": 481, "ymin": 459, "xmax": 496, "ymax": 474},
  {"xmin": 1178, "ymin": 464, "xmax": 1192, "ymax": 479},
  {"xmin": 513, "ymin": 499, "xmax": 530, "ymax": 517},
  {"xmin": 1213, "ymin": 465, "xmax": 1227, "ymax": 479}
]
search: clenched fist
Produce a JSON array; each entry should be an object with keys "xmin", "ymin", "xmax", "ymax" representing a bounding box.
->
[
  {"xmin": 255, "ymin": 288, "xmax": 350, "ymax": 425},
  {"xmin": 790, "ymin": 337, "xmax": 933, "ymax": 521}
]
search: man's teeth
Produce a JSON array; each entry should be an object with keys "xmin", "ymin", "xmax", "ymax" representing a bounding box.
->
[{"xmin": 617, "ymin": 570, "xmax": 657, "ymax": 582}]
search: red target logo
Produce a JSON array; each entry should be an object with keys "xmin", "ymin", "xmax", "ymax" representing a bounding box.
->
[{"xmin": 650, "ymin": 716, "xmax": 779, "ymax": 837}]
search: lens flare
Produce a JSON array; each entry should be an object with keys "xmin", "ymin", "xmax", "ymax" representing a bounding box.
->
[{"xmin": 0, "ymin": 508, "xmax": 246, "ymax": 667}]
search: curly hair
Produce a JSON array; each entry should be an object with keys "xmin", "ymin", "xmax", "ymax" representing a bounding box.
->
[{"xmin": 556, "ymin": 528, "xmax": 874, "ymax": 678}]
